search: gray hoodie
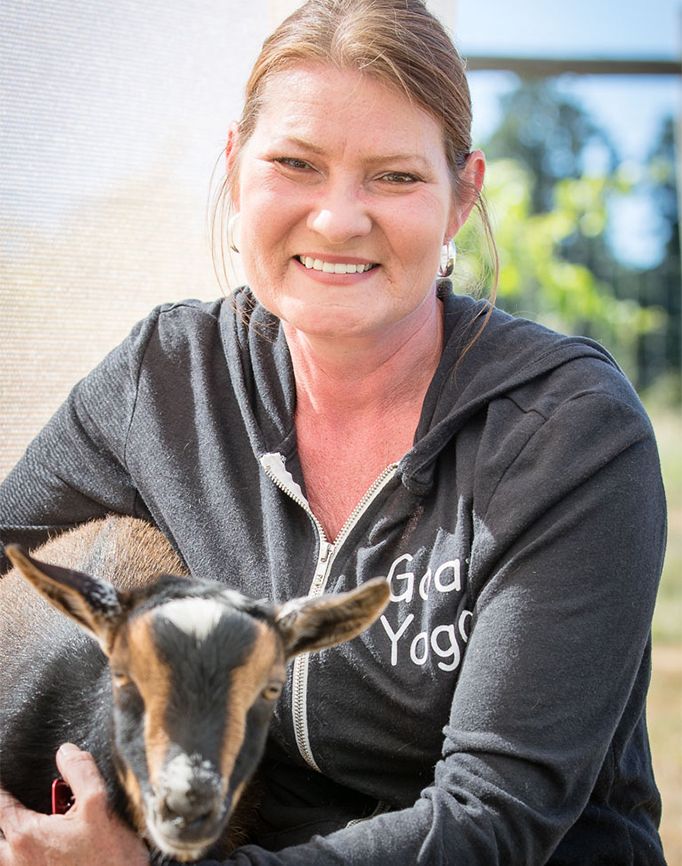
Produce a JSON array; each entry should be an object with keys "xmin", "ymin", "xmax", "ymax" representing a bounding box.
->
[{"xmin": 0, "ymin": 285, "xmax": 667, "ymax": 865}]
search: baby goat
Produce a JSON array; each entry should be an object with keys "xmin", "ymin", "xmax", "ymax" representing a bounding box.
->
[{"xmin": 0, "ymin": 516, "xmax": 388, "ymax": 862}]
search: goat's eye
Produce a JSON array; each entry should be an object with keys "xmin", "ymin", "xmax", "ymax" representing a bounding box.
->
[
  {"xmin": 261, "ymin": 682, "xmax": 282, "ymax": 701},
  {"xmin": 112, "ymin": 671, "xmax": 131, "ymax": 689}
]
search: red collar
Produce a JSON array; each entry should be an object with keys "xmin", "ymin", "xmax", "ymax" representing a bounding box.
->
[{"xmin": 51, "ymin": 778, "xmax": 73, "ymax": 814}]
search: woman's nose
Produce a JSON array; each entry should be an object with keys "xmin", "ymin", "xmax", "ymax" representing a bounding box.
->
[{"xmin": 307, "ymin": 183, "xmax": 372, "ymax": 244}]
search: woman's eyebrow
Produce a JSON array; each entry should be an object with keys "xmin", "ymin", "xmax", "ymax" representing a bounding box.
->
[
  {"xmin": 363, "ymin": 154, "xmax": 432, "ymax": 171},
  {"xmin": 272, "ymin": 136, "xmax": 326, "ymax": 155}
]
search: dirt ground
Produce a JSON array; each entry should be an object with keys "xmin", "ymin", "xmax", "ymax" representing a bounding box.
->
[{"xmin": 649, "ymin": 643, "xmax": 682, "ymax": 865}]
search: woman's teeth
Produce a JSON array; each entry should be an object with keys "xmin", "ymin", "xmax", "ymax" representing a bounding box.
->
[{"xmin": 298, "ymin": 256, "xmax": 374, "ymax": 274}]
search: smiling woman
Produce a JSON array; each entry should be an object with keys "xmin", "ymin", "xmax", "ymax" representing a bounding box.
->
[
  {"xmin": 226, "ymin": 63, "xmax": 485, "ymax": 539},
  {"xmin": 0, "ymin": 0, "xmax": 668, "ymax": 864},
  {"xmin": 228, "ymin": 64, "xmax": 483, "ymax": 347}
]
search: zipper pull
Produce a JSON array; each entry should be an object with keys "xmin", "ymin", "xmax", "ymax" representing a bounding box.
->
[{"xmin": 311, "ymin": 541, "xmax": 333, "ymax": 592}]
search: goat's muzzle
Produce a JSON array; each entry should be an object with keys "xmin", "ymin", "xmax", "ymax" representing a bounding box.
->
[{"xmin": 146, "ymin": 753, "xmax": 228, "ymax": 861}]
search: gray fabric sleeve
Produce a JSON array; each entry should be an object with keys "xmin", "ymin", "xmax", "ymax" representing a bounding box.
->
[{"xmin": 0, "ymin": 312, "xmax": 159, "ymax": 573}]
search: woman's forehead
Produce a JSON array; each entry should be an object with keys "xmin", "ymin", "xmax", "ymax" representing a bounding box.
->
[{"xmin": 248, "ymin": 62, "xmax": 447, "ymax": 163}]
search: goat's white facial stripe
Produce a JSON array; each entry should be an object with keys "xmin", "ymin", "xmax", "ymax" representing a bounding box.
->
[{"xmin": 157, "ymin": 598, "xmax": 224, "ymax": 640}]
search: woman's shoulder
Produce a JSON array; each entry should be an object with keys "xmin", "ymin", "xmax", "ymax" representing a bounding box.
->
[
  {"xmin": 126, "ymin": 293, "xmax": 253, "ymax": 361},
  {"xmin": 150, "ymin": 295, "xmax": 227, "ymax": 336},
  {"xmin": 147, "ymin": 287, "xmax": 272, "ymax": 346},
  {"xmin": 78, "ymin": 297, "xmax": 237, "ymax": 400},
  {"xmin": 446, "ymin": 292, "xmax": 648, "ymax": 425}
]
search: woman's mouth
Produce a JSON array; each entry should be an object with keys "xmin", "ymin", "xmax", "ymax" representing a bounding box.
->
[{"xmin": 295, "ymin": 255, "xmax": 377, "ymax": 275}]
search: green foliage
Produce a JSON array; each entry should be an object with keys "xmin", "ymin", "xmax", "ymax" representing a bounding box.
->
[
  {"xmin": 483, "ymin": 80, "xmax": 617, "ymax": 213},
  {"xmin": 457, "ymin": 159, "xmax": 665, "ymax": 380},
  {"xmin": 464, "ymin": 79, "xmax": 679, "ymax": 400},
  {"xmin": 649, "ymin": 410, "xmax": 682, "ymax": 645},
  {"xmin": 640, "ymin": 117, "xmax": 682, "ymax": 398}
]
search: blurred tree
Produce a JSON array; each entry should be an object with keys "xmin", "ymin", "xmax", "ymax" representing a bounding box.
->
[
  {"xmin": 472, "ymin": 79, "xmax": 678, "ymax": 397},
  {"xmin": 638, "ymin": 116, "xmax": 681, "ymax": 400},
  {"xmin": 483, "ymin": 79, "xmax": 618, "ymax": 213},
  {"xmin": 457, "ymin": 159, "xmax": 663, "ymax": 382}
]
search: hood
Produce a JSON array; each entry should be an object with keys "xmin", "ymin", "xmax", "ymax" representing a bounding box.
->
[
  {"xmin": 222, "ymin": 285, "xmax": 621, "ymax": 496},
  {"xmin": 401, "ymin": 285, "xmax": 622, "ymax": 493}
]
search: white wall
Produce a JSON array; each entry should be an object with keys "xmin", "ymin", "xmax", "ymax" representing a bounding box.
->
[
  {"xmin": 0, "ymin": 0, "xmax": 457, "ymax": 477},
  {"xmin": 1, "ymin": 1, "xmax": 270, "ymax": 474}
]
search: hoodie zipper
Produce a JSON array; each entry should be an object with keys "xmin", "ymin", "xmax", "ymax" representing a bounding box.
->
[{"xmin": 261, "ymin": 453, "xmax": 398, "ymax": 771}]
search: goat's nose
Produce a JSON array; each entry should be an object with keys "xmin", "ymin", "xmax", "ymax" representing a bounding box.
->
[
  {"xmin": 162, "ymin": 779, "xmax": 218, "ymax": 824},
  {"xmin": 160, "ymin": 786, "xmax": 223, "ymax": 833},
  {"xmin": 158, "ymin": 755, "xmax": 222, "ymax": 828}
]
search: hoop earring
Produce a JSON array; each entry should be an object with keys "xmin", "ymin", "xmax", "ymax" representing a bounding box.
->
[
  {"xmin": 227, "ymin": 213, "xmax": 241, "ymax": 254},
  {"xmin": 438, "ymin": 239, "xmax": 456, "ymax": 278}
]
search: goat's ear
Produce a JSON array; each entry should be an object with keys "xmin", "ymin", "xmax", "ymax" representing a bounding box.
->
[
  {"xmin": 274, "ymin": 577, "xmax": 389, "ymax": 659},
  {"xmin": 5, "ymin": 544, "xmax": 124, "ymax": 653}
]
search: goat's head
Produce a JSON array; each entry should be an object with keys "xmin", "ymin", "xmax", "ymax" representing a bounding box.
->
[{"xmin": 5, "ymin": 544, "xmax": 389, "ymax": 861}]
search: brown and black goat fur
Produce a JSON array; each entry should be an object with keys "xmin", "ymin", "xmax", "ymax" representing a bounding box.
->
[
  {"xmin": 0, "ymin": 516, "xmax": 388, "ymax": 862},
  {"xmin": 0, "ymin": 518, "xmax": 184, "ymax": 821}
]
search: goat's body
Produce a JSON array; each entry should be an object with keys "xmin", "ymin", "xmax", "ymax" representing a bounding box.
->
[
  {"xmin": 1, "ymin": 622, "xmax": 118, "ymax": 812},
  {"xmin": 0, "ymin": 517, "xmax": 186, "ymax": 818},
  {"xmin": 0, "ymin": 515, "xmax": 389, "ymax": 861}
]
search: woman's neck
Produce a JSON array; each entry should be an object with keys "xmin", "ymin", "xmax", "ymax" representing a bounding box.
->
[{"xmin": 284, "ymin": 297, "xmax": 444, "ymax": 424}]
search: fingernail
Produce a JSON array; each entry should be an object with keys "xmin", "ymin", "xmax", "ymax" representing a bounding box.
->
[{"xmin": 58, "ymin": 742, "xmax": 80, "ymax": 756}]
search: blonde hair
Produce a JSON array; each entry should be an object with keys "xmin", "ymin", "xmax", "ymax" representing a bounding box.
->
[{"xmin": 213, "ymin": 0, "xmax": 498, "ymax": 311}]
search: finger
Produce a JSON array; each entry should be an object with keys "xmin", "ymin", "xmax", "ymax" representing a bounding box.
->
[
  {"xmin": 55, "ymin": 743, "xmax": 107, "ymax": 805},
  {"xmin": 0, "ymin": 786, "xmax": 30, "ymax": 835}
]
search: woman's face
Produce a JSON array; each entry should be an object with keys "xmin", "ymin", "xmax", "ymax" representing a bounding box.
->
[{"xmin": 229, "ymin": 63, "xmax": 482, "ymax": 344}]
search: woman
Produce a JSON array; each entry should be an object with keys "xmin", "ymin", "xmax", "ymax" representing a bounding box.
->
[{"xmin": 0, "ymin": 0, "xmax": 667, "ymax": 863}]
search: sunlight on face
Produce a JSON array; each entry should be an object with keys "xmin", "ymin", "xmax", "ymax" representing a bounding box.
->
[{"xmin": 231, "ymin": 63, "xmax": 464, "ymax": 344}]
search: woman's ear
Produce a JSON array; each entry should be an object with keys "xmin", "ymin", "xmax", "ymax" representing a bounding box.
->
[
  {"xmin": 225, "ymin": 122, "xmax": 241, "ymax": 205},
  {"xmin": 447, "ymin": 149, "xmax": 486, "ymax": 237}
]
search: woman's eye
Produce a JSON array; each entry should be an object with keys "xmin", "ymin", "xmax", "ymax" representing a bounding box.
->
[
  {"xmin": 380, "ymin": 172, "xmax": 420, "ymax": 185},
  {"xmin": 261, "ymin": 682, "xmax": 283, "ymax": 701},
  {"xmin": 274, "ymin": 157, "xmax": 312, "ymax": 171}
]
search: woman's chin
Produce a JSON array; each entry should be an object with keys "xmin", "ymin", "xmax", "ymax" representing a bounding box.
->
[{"xmin": 280, "ymin": 305, "xmax": 388, "ymax": 343}]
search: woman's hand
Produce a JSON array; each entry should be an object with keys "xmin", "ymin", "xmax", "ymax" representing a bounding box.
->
[{"xmin": 0, "ymin": 743, "xmax": 148, "ymax": 866}]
